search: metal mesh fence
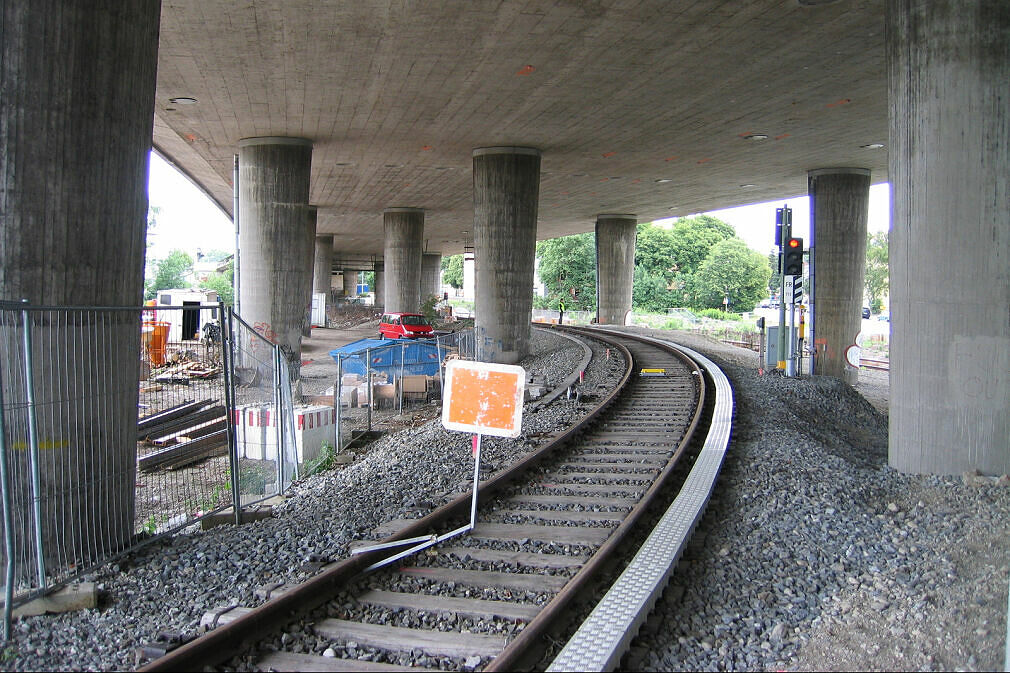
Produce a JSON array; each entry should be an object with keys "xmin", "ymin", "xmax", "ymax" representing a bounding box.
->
[
  {"xmin": 332, "ymin": 329, "xmax": 475, "ymax": 450},
  {"xmin": 0, "ymin": 302, "xmax": 297, "ymax": 626}
]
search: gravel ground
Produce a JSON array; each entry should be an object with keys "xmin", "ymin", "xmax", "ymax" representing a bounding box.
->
[
  {"xmin": 4, "ymin": 325, "xmax": 1007, "ymax": 672},
  {"xmin": 618, "ymin": 327, "xmax": 1009, "ymax": 673}
]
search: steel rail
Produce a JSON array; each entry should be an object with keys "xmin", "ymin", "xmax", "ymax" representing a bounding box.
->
[
  {"xmin": 486, "ymin": 328, "xmax": 707, "ymax": 672},
  {"xmin": 139, "ymin": 330, "xmax": 635, "ymax": 672}
]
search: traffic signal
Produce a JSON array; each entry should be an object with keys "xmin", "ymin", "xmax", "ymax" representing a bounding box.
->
[{"xmin": 783, "ymin": 237, "xmax": 803, "ymax": 276}]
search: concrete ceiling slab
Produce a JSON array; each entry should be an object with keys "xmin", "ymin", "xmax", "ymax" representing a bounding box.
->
[{"xmin": 153, "ymin": 0, "xmax": 887, "ymax": 256}]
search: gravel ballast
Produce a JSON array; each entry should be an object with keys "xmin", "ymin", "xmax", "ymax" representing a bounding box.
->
[{"xmin": 4, "ymin": 325, "xmax": 1007, "ymax": 672}]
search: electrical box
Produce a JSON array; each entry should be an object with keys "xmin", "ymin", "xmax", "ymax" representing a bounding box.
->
[{"xmin": 765, "ymin": 326, "xmax": 798, "ymax": 366}]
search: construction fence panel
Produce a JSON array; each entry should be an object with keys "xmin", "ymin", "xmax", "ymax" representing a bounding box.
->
[
  {"xmin": 225, "ymin": 312, "xmax": 293, "ymax": 510},
  {"xmin": 332, "ymin": 329, "xmax": 475, "ymax": 451}
]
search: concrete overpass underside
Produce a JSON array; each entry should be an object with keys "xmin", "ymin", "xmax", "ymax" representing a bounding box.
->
[{"xmin": 1, "ymin": 0, "xmax": 1006, "ymax": 486}]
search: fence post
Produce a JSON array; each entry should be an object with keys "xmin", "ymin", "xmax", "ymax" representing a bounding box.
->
[
  {"xmin": 222, "ymin": 308, "xmax": 243, "ymax": 526},
  {"xmin": 272, "ymin": 346, "xmax": 284, "ymax": 501},
  {"xmin": 399, "ymin": 341, "xmax": 405, "ymax": 413},
  {"xmin": 366, "ymin": 348, "xmax": 372, "ymax": 432},
  {"xmin": 436, "ymin": 335, "xmax": 444, "ymax": 393},
  {"xmin": 20, "ymin": 303, "xmax": 46, "ymax": 590},
  {"xmin": 335, "ymin": 355, "xmax": 342, "ymax": 451},
  {"xmin": 0, "ymin": 353, "xmax": 16, "ymax": 639}
]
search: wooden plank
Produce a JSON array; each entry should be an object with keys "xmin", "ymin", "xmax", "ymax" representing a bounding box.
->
[
  {"xmin": 494, "ymin": 509, "xmax": 625, "ymax": 523},
  {"xmin": 534, "ymin": 482, "xmax": 646, "ymax": 495},
  {"xmin": 137, "ymin": 399, "xmax": 202, "ymax": 435},
  {"xmin": 562, "ymin": 460, "xmax": 663, "ymax": 470},
  {"xmin": 357, "ymin": 589, "xmax": 540, "ymax": 622},
  {"xmin": 471, "ymin": 522, "xmax": 612, "ymax": 546},
  {"xmin": 438, "ymin": 546, "xmax": 587, "ymax": 568},
  {"xmin": 138, "ymin": 430, "xmax": 228, "ymax": 472},
  {"xmin": 546, "ymin": 471, "xmax": 652, "ymax": 483},
  {"xmin": 258, "ymin": 651, "xmax": 418, "ymax": 672},
  {"xmin": 313, "ymin": 619, "xmax": 506, "ymax": 659},
  {"xmin": 397, "ymin": 567, "xmax": 568, "ymax": 593},
  {"xmin": 565, "ymin": 455, "xmax": 666, "ymax": 465},
  {"xmin": 505, "ymin": 494, "xmax": 634, "ymax": 507},
  {"xmin": 141, "ymin": 405, "xmax": 227, "ymax": 441}
]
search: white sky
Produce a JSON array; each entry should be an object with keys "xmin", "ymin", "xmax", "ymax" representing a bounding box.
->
[
  {"xmin": 147, "ymin": 151, "xmax": 891, "ymax": 259},
  {"xmin": 146, "ymin": 152, "xmax": 234, "ymax": 260}
]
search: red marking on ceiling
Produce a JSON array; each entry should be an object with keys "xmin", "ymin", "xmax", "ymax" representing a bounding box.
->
[
  {"xmin": 738, "ymin": 131, "xmax": 755, "ymax": 137},
  {"xmin": 601, "ymin": 151, "xmax": 616, "ymax": 158},
  {"xmin": 632, "ymin": 179, "xmax": 641, "ymax": 183},
  {"xmin": 185, "ymin": 134, "xmax": 196, "ymax": 143},
  {"xmin": 774, "ymin": 133, "xmax": 790, "ymax": 141},
  {"xmin": 421, "ymin": 145, "xmax": 433, "ymax": 151},
  {"xmin": 589, "ymin": 191, "xmax": 597, "ymax": 195},
  {"xmin": 826, "ymin": 98, "xmax": 851, "ymax": 107},
  {"xmin": 517, "ymin": 64, "xmax": 535, "ymax": 76},
  {"xmin": 696, "ymin": 158, "xmax": 711, "ymax": 164},
  {"xmin": 599, "ymin": 177, "xmax": 609, "ymax": 182},
  {"xmin": 664, "ymin": 156, "xmax": 678, "ymax": 162}
]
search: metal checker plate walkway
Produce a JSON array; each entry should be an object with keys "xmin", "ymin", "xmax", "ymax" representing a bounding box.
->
[{"xmin": 547, "ymin": 337, "xmax": 733, "ymax": 672}]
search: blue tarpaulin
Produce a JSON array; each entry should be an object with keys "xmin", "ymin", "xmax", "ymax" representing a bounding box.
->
[{"xmin": 329, "ymin": 338, "xmax": 442, "ymax": 379}]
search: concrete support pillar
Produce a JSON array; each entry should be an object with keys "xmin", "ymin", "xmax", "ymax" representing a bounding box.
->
[
  {"xmin": 313, "ymin": 235, "xmax": 334, "ymax": 295},
  {"xmin": 472, "ymin": 147, "xmax": 541, "ymax": 363},
  {"xmin": 595, "ymin": 215, "xmax": 637, "ymax": 326},
  {"xmin": 373, "ymin": 263, "xmax": 384, "ymax": 310},
  {"xmin": 807, "ymin": 169, "xmax": 871, "ymax": 385},
  {"xmin": 237, "ymin": 137, "xmax": 314, "ymax": 377},
  {"xmin": 382, "ymin": 208, "xmax": 424, "ymax": 313},
  {"xmin": 342, "ymin": 269, "xmax": 358, "ymax": 297},
  {"xmin": 887, "ymin": 0, "xmax": 1009, "ymax": 475},
  {"xmin": 421, "ymin": 253, "xmax": 442, "ymax": 303},
  {"xmin": 0, "ymin": 1, "xmax": 160, "ymax": 562}
]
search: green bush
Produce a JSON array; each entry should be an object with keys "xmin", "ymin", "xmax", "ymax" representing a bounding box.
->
[
  {"xmin": 663, "ymin": 318, "xmax": 685, "ymax": 330},
  {"xmin": 304, "ymin": 441, "xmax": 336, "ymax": 476},
  {"xmin": 696, "ymin": 308, "xmax": 742, "ymax": 321}
]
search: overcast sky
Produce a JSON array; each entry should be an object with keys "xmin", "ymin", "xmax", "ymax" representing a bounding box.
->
[{"xmin": 147, "ymin": 152, "xmax": 890, "ymax": 261}]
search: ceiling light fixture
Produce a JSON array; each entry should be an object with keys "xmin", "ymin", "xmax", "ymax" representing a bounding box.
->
[
  {"xmin": 655, "ymin": 179, "xmax": 672, "ymax": 183},
  {"xmin": 169, "ymin": 97, "xmax": 198, "ymax": 105},
  {"xmin": 861, "ymin": 143, "xmax": 885, "ymax": 149},
  {"xmin": 740, "ymin": 183, "xmax": 756, "ymax": 188},
  {"xmin": 744, "ymin": 134, "xmax": 769, "ymax": 141}
]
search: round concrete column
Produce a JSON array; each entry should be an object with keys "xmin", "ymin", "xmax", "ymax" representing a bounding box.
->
[
  {"xmin": 887, "ymin": 0, "xmax": 1009, "ymax": 475},
  {"xmin": 421, "ymin": 253, "xmax": 442, "ymax": 303},
  {"xmin": 313, "ymin": 235, "xmax": 334, "ymax": 295},
  {"xmin": 595, "ymin": 215, "xmax": 637, "ymax": 326},
  {"xmin": 342, "ymin": 269, "xmax": 357, "ymax": 297},
  {"xmin": 807, "ymin": 169, "xmax": 871, "ymax": 385},
  {"xmin": 473, "ymin": 147, "xmax": 541, "ymax": 363},
  {"xmin": 382, "ymin": 208, "xmax": 424, "ymax": 313},
  {"xmin": 373, "ymin": 262, "xmax": 385, "ymax": 310},
  {"xmin": 237, "ymin": 137, "xmax": 314, "ymax": 376},
  {"xmin": 0, "ymin": 1, "xmax": 159, "ymax": 562}
]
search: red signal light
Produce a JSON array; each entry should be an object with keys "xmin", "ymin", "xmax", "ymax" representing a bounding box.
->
[{"xmin": 787, "ymin": 238, "xmax": 801, "ymax": 248}]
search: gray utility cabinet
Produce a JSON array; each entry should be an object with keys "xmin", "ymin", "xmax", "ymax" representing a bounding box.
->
[{"xmin": 765, "ymin": 326, "xmax": 798, "ymax": 367}]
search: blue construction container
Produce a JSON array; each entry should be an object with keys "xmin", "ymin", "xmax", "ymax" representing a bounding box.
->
[{"xmin": 328, "ymin": 338, "xmax": 442, "ymax": 380}]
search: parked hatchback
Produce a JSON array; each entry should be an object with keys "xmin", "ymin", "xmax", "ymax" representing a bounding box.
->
[{"xmin": 379, "ymin": 312, "xmax": 434, "ymax": 339}]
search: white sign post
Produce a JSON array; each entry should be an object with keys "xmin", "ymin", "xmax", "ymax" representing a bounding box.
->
[{"xmin": 354, "ymin": 359, "xmax": 526, "ymax": 571}]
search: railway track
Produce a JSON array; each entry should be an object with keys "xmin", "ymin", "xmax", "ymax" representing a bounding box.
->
[{"xmin": 139, "ymin": 328, "xmax": 728, "ymax": 672}]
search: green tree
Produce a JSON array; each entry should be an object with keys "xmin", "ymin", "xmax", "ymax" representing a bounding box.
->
[
  {"xmin": 144, "ymin": 249, "xmax": 193, "ymax": 300},
  {"xmin": 667, "ymin": 215, "xmax": 736, "ymax": 277},
  {"xmin": 632, "ymin": 267, "xmax": 676, "ymax": 312},
  {"xmin": 865, "ymin": 231, "xmax": 888, "ymax": 313},
  {"xmin": 200, "ymin": 259, "xmax": 234, "ymax": 306},
  {"xmin": 441, "ymin": 254, "xmax": 464, "ymax": 289},
  {"xmin": 687, "ymin": 238, "xmax": 771, "ymax": 312},
  {"xmin": 635, "ymin": 223, "xmax": 679, "ymax": 284},
  {"xmin": 535, "ymin": 233, "xmax": 596, "ymax": 310}
]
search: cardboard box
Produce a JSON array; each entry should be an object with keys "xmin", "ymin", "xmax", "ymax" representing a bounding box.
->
[{"xmin": 401, "ymin": 375, "xmax": 428, "ymax": 393}]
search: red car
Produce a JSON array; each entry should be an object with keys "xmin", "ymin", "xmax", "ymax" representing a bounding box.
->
[{"xmin": 378, "ymin": 312, "xmax": 434, "ymax": 339}]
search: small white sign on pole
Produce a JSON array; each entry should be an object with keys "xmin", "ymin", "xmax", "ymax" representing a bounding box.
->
[{"xmin": 441, "ymin": 360, "xmax": 526, "ymax": 438}]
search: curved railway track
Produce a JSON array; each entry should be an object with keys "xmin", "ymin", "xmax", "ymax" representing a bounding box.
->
[{"xmin": 139, "ymin": 328, "xmax": 728, "ymax": 672}]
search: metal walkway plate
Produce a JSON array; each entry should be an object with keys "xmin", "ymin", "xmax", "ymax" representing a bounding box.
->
[{"xmin": 547, "ymin": 338, "xmax": 733, "ymax": 672}]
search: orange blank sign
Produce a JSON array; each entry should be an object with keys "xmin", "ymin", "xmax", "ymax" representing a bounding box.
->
[{"xmin": 441, "ymin": 360, "xmax": 526, "ymax": 438}]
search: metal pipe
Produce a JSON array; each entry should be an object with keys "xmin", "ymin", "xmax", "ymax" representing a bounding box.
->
[
  {"xmin": 20, "ymin": 303, "xmax": 46, "ymax": 589},
  {"xmin": 335, "ymin": 356, "xmax": 342, "ymax": 451},
  {"xmin": 233, "ymin": 154, "xmax": 241, "ymax": 315},
  {"xmin": 365, "ymin": 348, "xmax": 372, "ymax": 432},
  {"xmin": 223, "ymin": 309, "xmax": 242, "ymax": 526},
  {"xmin": 273, "ymin": 346, "xmax": 283, "ymax": 501},
  {"xmin": 0, "ymin": 346, "xmax": 16, "ymax": 639}
]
